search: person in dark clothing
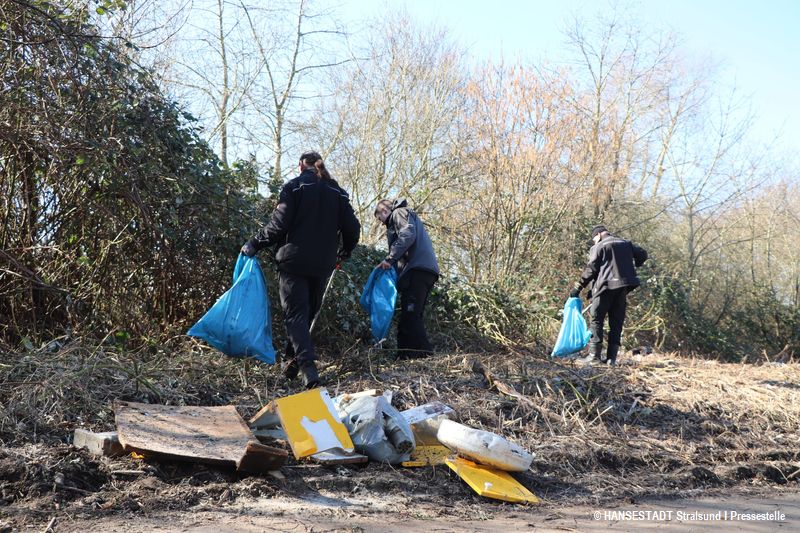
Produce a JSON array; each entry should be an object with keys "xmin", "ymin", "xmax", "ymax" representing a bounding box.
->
[
  {"xmin": 374, "ymin": 198, "xmax": 440, "ymax": 359},
  {"xmin": 242, "ymin": 152, "xmax": 361, "ymax": 388},
  {"xmin": 569, "ymin": 225, "xmax": 648, "ymax": 366}
]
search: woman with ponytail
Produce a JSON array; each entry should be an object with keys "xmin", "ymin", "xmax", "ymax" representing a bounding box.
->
[
  {"xmin": 303, "ymin": 151, "xmax": 332, "ymax": 181},
  {"xmin": 241, "ymin": 151, "xmax": 361, "ymax": 388}
]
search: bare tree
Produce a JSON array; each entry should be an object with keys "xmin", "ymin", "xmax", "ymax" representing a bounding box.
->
[
  {"xmin": 440, "ymin": 61, "xmax": 586, "ymax": 284},
  {"xmin": 563, "ymin": 9, "xmax": 691, "ymax": 217},
  {"xmin": 238, "ymin": 0, "xmax": 350, "ymax": 182},
  {"xmin": 106, "ymin": 0, "xmax": 261, "ymax": 168},
  {"xmin": 667, "ymin": 87, "xmax": 762, "ymax": 281},
  {"xmin": 302, "ymin": 13, "xmax": 466, "ymax": 247}
]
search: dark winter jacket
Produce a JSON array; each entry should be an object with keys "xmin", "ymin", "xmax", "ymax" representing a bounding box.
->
[
  {"xmin": 578, "ymin": 234, "xmax": 648, "ymax": 297},
  {"xmin": 385, "ymin": 199, "xmax": 439, "ymax": 281},
  {"xmin": 248, "ymin": 168, "xmax": 361, "ymax": 277}
]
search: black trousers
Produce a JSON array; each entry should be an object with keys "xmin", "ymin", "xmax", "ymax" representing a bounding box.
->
[
  {"xmin": 396, "ymin": 269, "xmax": 437, "ymax": 358},
  {"xmin": 278, "ymin": 270, "xmax": 329, "ymax": 366},
  {"xmin": 588, "ymin": 287, "xmax": 628, "ymax": 352}
]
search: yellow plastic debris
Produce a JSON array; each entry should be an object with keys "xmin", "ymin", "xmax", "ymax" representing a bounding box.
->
[
  {"xmin": 401, "ymin": 445, "xmax": 452, "ymax": 467},
  {"xmin": 273, "ymin": 388, "xmax": 354, "ymax": 459},
  {"xmin": 445, "ymin": 457, "xmax": 540, "ymax": 504}
]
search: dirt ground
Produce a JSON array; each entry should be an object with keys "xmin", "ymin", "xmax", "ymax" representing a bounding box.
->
[
  {"xmin": 2, "ymin": 348, "xmax": 800, "ymax": 532},
  {"xmin": 17, "ymin": 488, "xmax": 800, "ymax": 532}
]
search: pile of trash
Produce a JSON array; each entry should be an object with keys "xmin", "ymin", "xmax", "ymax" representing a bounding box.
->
[{"xmin": 73, "ymin": 388, "xmax": 538, "ymax": 504}]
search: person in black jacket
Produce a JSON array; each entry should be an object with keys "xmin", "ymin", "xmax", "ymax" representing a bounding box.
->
[
  {"xmin": 374, "ymin": 198, "xmax": 440, "ymax": 359},
  {"xmin": 570, "ymin": 225, "xmax": 648, "ymax": 366},
  {"xmin": 242, "ymin": 152, "xmax": 361, "ymax": 388}
]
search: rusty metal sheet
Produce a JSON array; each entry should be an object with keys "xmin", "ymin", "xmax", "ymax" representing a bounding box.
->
[{"xmin": 115, "ymin": 400, "xmax": 283, "ymax": 469}]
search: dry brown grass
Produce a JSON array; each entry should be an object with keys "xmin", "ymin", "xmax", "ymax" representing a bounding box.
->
[
  {"xmin": 1, "ymin": 338, "xmax": 799, "ymax": 528},
  {"xmin": 326, "ymin": 348, "xmax": 800, "ymax": 501}
]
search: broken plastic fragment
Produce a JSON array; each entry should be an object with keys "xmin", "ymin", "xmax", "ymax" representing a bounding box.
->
[
  {"xmin": 311, "ymin": 449, "xmax": 369, "ymax": 465},
  {"xmin": 401, "ymin": 401, "xmax": 454, "ymax": 425},
  {"xmin": 446, "ymin": 457, "xmax": 540, "ymax": 504},
  {"xmin": 401, "ymin": 445, "xmax": 452, "ymax": 467},
  {"xmin": 299, "ymin": 416, "xmax": 342, "ymax": 455},
  {"xmin": 437, "ymin": 419, "xmax": 533, "ymax": 472},
  {"xmin": 273, "ymin": 388, "xmax": 354, "ymax": 459}
]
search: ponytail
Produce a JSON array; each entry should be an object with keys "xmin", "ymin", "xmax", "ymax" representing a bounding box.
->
[
  {"xmin": 314, "ymin": 158, "xmax": 331, "ymax": 181},
  {"xmin": 299, "ymin": 151, "xmax": 331, "ymax": 180}
]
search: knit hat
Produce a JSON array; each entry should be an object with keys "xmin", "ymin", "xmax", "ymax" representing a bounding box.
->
[{"xmin": 591, "ymin": 225, "xmax": 608, "ymax": 238}]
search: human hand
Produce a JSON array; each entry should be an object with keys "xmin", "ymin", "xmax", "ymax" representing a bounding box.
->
[
  {"xmin": 378, "ymin": 260, "xmax": 392, "ymax": 270},
  {"xmin": 241, "ymin": 242, "xmax": 256, "ymax": 257},
  {"xmin": 569, "ymin": 284, "xmax": 581, "ymax": 299}
]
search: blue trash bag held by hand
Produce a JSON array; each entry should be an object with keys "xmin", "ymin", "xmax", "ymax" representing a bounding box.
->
[
  {"xmin": 551, "ymin": 297, "xmax": 592, "ymax": 357},
  {"xmin": 188, "ymin": 254, "xmax": 276, "ymax": 363},
  {"xmin": 360, "ymin": 267, "xmax": 398, "ymax": 342}
]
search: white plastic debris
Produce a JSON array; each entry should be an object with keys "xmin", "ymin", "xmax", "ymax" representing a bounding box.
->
[
  {"xmin": 337, "ymin": 395, "xmax": 416, "ymax": 464},
  {"xmin": 437, "ymin": 419, "xmax": 533, "ymax": 472}
]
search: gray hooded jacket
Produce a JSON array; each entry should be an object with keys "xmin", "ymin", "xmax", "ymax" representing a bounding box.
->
[{"xmin": 385, "ymin": 199, "xmax": 440, "ymax": 281}]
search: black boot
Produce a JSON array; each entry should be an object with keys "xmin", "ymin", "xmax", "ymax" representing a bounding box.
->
[
  {"xmin": 281, "ymin": 342, "xmax": 299, "ymax": 380},
  {"xmin": 300, "ymin": 361, "xmax": 320, "ymax": 389},
  {"xmin": 606, "ymin": 344, "xmax": 620, "ymax": 366},
  {"xmin": 282, "ymin": 358, "xmax": 299, "ymax": 380},
  {"xmin": 580, "ymin": 343, "xmax": 603, "ymax": 363},
  {"xmin": 395, "ymin": 348, "xmax": 432, "ymax": 360}
]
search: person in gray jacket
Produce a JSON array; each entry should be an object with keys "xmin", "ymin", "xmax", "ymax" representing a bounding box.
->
[
  {"xmin": 374, "ymin": 198, "xmax": 440, "ymax": 359},
  {"xmin": 570, "ymin": 225, "xmax": 648, "ymax": 365}
]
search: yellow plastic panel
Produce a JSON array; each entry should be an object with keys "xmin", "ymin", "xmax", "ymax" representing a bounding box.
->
[
  {"xmin": 401, "ymin": 445, "xmax": 452, "ymax": 467},
  {"xmin": 445, "ymin": 457, "xmax": 540, "ymax": 504},
  {"xmin": 274, "ymin": 388, "xmax": 354, "ymax": 459}
]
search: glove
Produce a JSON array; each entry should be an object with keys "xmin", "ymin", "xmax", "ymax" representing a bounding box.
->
[
  {"xmin": 241, "ymin": 241, "xmax": 256, "ymax": 257},
  {"xmin": 569, "ymin": 283, "xmax": 581, "ymax": 299}
]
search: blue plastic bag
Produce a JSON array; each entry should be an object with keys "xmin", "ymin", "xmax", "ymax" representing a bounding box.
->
[
  {"xmin": 551, "ymin": 297, "xmax": 592, "ymax": 357},
  {"xmin": 360, "ymin": 267, "xmax": 398, "ymax": 342},
  {"xmin": 188, "ymin": 254, "xmax": 276, "ymax": 363}
]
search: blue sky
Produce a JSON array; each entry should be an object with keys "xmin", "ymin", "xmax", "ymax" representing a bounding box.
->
[{"xmin": 335, "ymin": 0, "xmax": 800, "ymax": 152}]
